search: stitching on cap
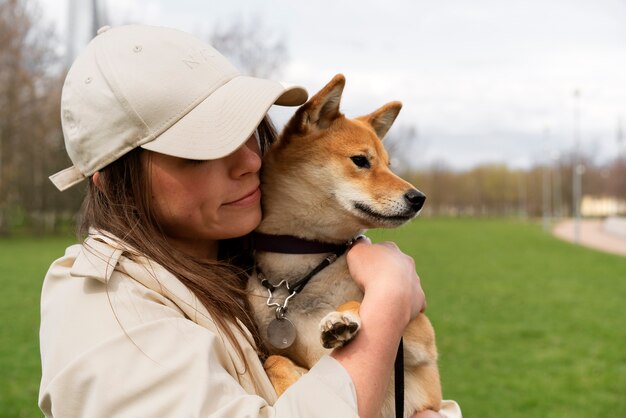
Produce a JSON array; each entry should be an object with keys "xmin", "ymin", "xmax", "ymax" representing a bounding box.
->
[
  {"xmin": 144, "ymin": 71, "xmax": 238, "ymax": 143},
  {"xmin": 94, "ymin": 39, "xmax": 149, "ymax": 136},
  {"xmin": 144, "ymin": 53, "xmax": 239, "ymax": 140}
]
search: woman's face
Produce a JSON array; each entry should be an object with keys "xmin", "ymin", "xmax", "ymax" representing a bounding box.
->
[{"xmin": 144, "ymin": 135, "xmax": 262, "ymax": 259}]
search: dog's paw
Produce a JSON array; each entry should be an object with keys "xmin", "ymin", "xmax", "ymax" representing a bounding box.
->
[
  {"xmin": 264, "ymin": 355, "xmax": 308, "ymax": 396},
  {"xmin": 319, "ymin": 311, "xmax": 361, "ymax": 349}
]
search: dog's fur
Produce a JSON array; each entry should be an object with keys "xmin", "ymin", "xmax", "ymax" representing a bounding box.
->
[{"xmin": 247, "ymin": 74, "xmax": 441, "ymax": 417}]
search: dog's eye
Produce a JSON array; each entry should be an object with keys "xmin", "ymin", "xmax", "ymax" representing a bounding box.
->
[{"xmin": 350, "ymin": 156, "xmax": 371, "ymax": 169}]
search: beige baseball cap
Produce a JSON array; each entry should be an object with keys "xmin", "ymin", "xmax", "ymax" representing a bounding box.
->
[{"xmin": 50, "ymin": 24, "xmax": 308, "ymax": 191}]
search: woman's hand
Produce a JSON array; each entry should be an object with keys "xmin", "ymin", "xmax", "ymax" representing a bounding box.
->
[
  {"xmin": 331, "ymin": 237, "xmax": 427, "ymax": 418},
  {"xmin": 347, "ymin": 237, "xmax": 426, "ymax": 326}
]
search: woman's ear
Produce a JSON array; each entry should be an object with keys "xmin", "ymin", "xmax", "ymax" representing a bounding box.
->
[{"xmin": 92, "ymin": 171, "xmax": 103, "ymax": 191}]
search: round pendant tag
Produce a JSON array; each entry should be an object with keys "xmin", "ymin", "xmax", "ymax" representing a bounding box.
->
[{"xmin": 267, "ymin": 317, "xmax": 297, "ymax": 349}]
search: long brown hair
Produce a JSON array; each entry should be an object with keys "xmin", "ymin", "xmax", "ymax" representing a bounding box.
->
[{"xmin": 79, "ymin": 116, "xmax": 278, "ymax": 366}]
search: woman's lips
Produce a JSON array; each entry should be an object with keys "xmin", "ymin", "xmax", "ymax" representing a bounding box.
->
[{"xmin": 224, "ymin": 187, "xmax": 261, "ymax": 207}]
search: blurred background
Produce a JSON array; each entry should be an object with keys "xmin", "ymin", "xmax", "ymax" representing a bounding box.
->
[
  {"xmin": 1, "ymin": 0, "xmax": 625, "ymax": 233},
  {"xmin": 1, "ymin": 1, "xmax": 625, "ymax": 417}
]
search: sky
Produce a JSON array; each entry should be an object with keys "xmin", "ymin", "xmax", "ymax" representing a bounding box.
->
[{"xmin": 37, "ymin": 0, "xmax": 626, "ymax": 170}]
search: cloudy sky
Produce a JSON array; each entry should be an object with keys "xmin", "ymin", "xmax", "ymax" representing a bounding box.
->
[{"xmin": 38, "ymin": 0, "xmax": 626, "ymax": 170}]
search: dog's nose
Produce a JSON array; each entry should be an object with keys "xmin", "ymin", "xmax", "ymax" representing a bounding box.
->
[{"xmin": 404, "ymin": 189, "xmax": 426, "ymax": 212}]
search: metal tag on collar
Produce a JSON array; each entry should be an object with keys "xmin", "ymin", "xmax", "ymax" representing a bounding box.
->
[
  {"xmin": 259, "ymin": 272, "xmax": 298, "ymax": 349},
  {"xmin": 267, "ymin": 316, "xmax": 297, "ymax": 349}
]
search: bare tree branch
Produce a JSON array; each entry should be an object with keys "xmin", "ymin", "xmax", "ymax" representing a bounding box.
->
[{"xmin": 209, "ymin": 16, "xmax": 288, "ymax": 78}]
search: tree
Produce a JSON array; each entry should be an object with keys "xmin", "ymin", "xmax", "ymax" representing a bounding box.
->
[
  {"xmin": 0, "ymin": 0, "xmax": 74, "ymax": 234},
  {"xmin": 385, "ymin": 124, "xmax": 421, "ymax": 176},
  {"xmin": 208, "ymin": 16, "xmax": 288, "ymax": 78}
]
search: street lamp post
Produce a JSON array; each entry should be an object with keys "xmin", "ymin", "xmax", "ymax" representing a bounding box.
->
[
  {"xmin": 552, "ymin": 152, "xmax": 562, "ymax": 220},
  {"xmin": 572, "ymin": 89, "xmax": 582, "ymax": 244},
  {"xmin": 573, "ymin": 163, "xmax": 585, "ymax": 242},
  {"xmin": 542, "ymin": 127, "xmax": 551, "ymax": 232}
]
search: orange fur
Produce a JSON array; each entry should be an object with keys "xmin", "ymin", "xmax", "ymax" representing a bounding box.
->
[
  {"xmin": 337, "ymin": 301, "xmax": 361, "ymax": 314},
  {"xmin": 249, "ymin": 74, "xmax": 442, "ymax": 417},
  {"xmin": 263, "ymin": 355, "xmax": 308, "ymax": 397}
]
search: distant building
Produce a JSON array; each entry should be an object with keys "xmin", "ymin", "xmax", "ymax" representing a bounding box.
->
[{"xmin": 581, "ymin": 195, "xmax": 626, "ymax": 217}]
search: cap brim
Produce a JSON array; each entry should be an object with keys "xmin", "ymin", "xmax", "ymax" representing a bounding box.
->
[{"xmin": 141, "ymin": 76, "xmax": 308, "ymax": 160}]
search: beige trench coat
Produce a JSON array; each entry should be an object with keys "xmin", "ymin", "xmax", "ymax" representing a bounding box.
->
[{"xmin": 39, "ymin": 232, "xmax": 461, "ymax": 417}]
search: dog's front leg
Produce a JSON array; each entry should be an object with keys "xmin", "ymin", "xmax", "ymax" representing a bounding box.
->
[
  {"xmin": 264, "ymin": 355, "xmax": 309, "ymax": 396},
  {"xmin": 319, "ymin": 301, "xmax": 362, "ymax": 349}
]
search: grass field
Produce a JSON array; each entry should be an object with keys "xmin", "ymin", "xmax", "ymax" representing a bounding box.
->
[
  {"xmin": 371, "ymin": 218, "xmax": 626, "ymax": 417},
  {"xmin": 1, "ymin": 219, "xmax": 625, "ymax": 417},
  {"xmin": 0, "ymin": 234, "xmax": 76, "ymax": 418}
]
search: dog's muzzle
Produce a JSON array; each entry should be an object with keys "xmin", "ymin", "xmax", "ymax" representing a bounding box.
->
[{"xmin": 404, "ymin": 189, "xmax": 426, "ymax": 212}]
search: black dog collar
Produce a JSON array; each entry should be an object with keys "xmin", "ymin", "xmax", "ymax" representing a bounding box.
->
[{"xmin": 252, "ymin": 232, "xmax": 356, "ymax": 255}]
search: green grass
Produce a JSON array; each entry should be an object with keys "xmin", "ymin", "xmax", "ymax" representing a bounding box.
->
[
  {"xmin": 0, "ymin": 234, "xmax": 77, "ymax": 418},
  {"xmin": 2, "ymin": 219, "xmax": 625, "ymax": 417},
  {"xmin": 370, "ymin": 218, "xmax": 626, "ymax": 418}
]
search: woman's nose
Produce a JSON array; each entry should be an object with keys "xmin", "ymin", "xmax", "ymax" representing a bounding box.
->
[{"xmin": 229, "ymin": 135, "xmax": 262, "ymax": 177}]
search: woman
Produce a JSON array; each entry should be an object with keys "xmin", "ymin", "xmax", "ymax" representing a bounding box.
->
[{"xmin": 40, "ymin": 24, "xmax": 460, "ymax": 417}]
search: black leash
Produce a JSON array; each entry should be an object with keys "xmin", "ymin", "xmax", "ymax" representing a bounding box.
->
[
  {"xmin": 395, "ymin": 337, "xmax": 405, "ymax": 418},
  {"xmin": 258, "ymin": 246, "xmax": 348, "ymax": 296}
]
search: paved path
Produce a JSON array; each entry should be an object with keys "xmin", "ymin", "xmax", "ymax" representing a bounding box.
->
[{"xmin": 553, "ymin": 218, "xmax": 626, "ymax": 257}]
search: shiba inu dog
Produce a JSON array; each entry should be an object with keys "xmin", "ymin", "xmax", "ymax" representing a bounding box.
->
[{"xmin": 247, "ymin": 74, "xmax": 441, "ymax": 416}]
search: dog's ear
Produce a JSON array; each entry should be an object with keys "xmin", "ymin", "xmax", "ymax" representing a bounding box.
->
[
  {"xmin": 287, "ymin": 74, "xmax": 345, "ymax": 134},
  {"xmin": 358, "ymin": 101, "xmax": 402, "ymax": 140}
]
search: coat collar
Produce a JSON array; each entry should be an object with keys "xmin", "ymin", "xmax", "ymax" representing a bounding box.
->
[{"xmin": 70, "ymin": 230, "xmax": 127, "ymax": 282}]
